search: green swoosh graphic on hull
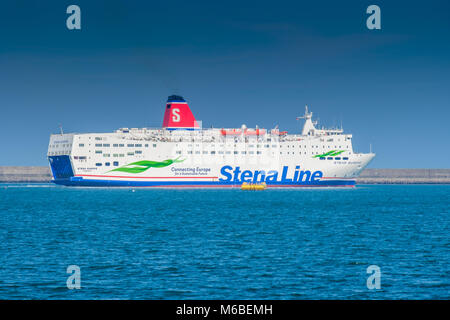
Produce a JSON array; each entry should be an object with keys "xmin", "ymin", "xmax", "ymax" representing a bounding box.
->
[
  {"xmin": 330, "ymin": 150, "xmax": 345, "ymax": 156},
  {"xmin": 313, "ymin": 150, "xmax": 345, "ymax": 158},
  {"xmin": 110, "ymin": 157, "xmax": 185, "ymax": 174}
]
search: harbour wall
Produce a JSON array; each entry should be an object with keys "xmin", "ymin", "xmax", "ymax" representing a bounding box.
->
[
  {"xmin": 0, "ymin": 166, "xmax": 52, "ymax": 183},
  {"xmin": 0, "ymin": 167, "xmax": 449, "ymax": 184},
  {"xmin": 357, "ymin": 169, "xmax": 450, "ymax": 184}
]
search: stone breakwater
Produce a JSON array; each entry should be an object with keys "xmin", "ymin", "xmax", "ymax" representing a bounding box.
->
[
  {"xmin": 0, "ymin": 166, "xmax": 52, "ymax": 182},
  {"xmin": 357, "ymin": 169, "xmax": 450, "ymax": 184},
  {"xmin": 0, "ymin": 167, "xmax": 449, "ymax": 184}
]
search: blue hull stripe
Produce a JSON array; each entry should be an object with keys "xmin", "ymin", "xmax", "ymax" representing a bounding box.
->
[{"xmin": 53, "ymin": 178, "xmax": 355, "ymax": 187}]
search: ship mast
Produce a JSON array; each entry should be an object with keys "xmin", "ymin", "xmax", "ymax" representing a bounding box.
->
[
  {"xmin": 297, "ymin": 105, "xmax": 317, "ymax": 136},
  {"xmin": 297, "ymin": 105, "xmax": 344, "ymax": 136}
]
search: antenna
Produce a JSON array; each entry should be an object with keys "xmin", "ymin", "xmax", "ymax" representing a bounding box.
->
[
  {"xmin": 370, "ymin": 143, "xmax": 372, "ymax": 153},
  {"xmin": 59, "ymin": 124, "xmax": 64, "ymax": 135}
]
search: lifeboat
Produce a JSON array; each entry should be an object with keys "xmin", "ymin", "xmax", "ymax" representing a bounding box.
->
[
  {"xmin": 220, "ymin": 129, "xmax": 242, "ymax": 136},
  {"xmin": 270, "ymin": 129, "xmax": 288, "ymax": 136},
  {"xmin": 244, "ymin": 129, "xmax": 266, "ymax": 136},
  {"xmin": 220, "ymin": 128, "xmax": 267, "ymax": 136},
  {"xmin": 241, "ymin": 182, "xmax": 267, "ymax": 190}
]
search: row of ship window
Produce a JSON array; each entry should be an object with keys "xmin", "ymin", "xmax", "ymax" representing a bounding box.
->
[
  {"xmin": 320, "ymin": 157, "xmax": 349, "ymax": 160},
  {"xmin": 95, "ymin": 151, "xmax": 142, "ymax": 155},
  {"xmin": 58, "ymin": 152, "xmax": 352, "ymax": 158},
  {"xmin": 93, "ymin": 137, "xmax": 348, "ymax": 142},
  {"xmin": 86, "ymin": 151, "xmax": 351, "ymax": 157},
  {"xmin": 80, "ymin": 143, "xmax": 156, "ymax": 148},
  {"xmin": 174, "ymin": 151, "xmax": 345, "ymax": 155},
  {"xmin": 81, "ymin": 143, "xmax": 347, "ymax": 149},
  {"xmin": 182, "ymin": 144, "xmax": 347, "ymax": 149},
  {"xmin": 72, "ymin": 154, "xmax": 351, "ymax": 161},
  {"xmin": 96, "ymin": 162, "xmax": 120, "ymax": 167},
  {"xmin": 87, "ymin": 157, "xmax": 350, "ymax": 167},
  {"xmin": 49, "ymin": 144, "xmax": 72, "ymax": 148}
]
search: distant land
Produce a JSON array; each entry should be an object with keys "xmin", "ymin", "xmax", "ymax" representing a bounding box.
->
[{"xmin": 0, "ymin": 167, "xmax": 449, "ymax": 184}]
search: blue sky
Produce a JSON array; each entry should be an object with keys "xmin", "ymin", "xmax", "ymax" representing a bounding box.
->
[{"xmin": 0, "ymin": 0, "xmax": 449, "ymax": 167}]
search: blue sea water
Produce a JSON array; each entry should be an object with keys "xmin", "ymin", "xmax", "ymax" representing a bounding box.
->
[{"xmin": 0, "ymin": 184, "xmax": 448, "ymax": 299}]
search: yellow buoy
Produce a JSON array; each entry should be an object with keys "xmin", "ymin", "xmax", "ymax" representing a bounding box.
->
[{"xmin": 241, "ymin": 182, "xmax": 267, "ymax": 190}]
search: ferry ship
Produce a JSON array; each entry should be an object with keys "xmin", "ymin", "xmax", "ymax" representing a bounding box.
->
[{"xmin": 47, "ymin": 95, "xmax": 375, "ymax": 187}]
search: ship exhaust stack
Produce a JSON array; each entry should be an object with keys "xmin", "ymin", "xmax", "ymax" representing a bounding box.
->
[{"xmin": 162, "ymin": 95, "xmax": 200, "ymax": 130}]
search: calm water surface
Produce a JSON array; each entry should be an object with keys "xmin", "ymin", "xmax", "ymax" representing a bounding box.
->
[{"xmin": 0, "ymin": 184, "xmax": 448, "ymax": 299}]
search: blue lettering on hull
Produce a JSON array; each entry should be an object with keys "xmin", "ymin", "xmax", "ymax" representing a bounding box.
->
[{"xmin": 219, "ymin": 165, "xmax": 324, "ymax": 183}]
